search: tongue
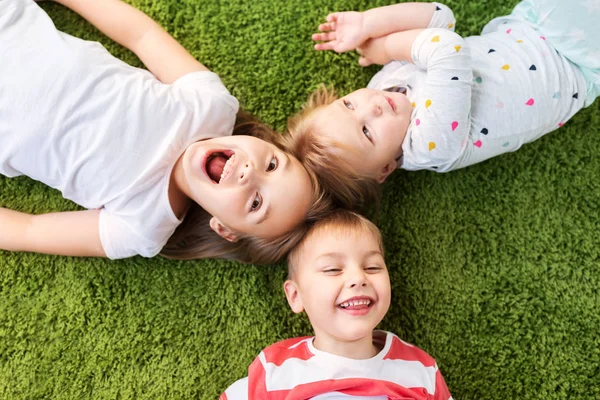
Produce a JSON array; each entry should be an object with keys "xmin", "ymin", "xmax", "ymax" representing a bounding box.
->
[{"xmin": 207, "ymin": 155, "xmax": 228, "ymax": 182}]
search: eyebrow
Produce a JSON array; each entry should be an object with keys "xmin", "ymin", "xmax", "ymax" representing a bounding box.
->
[{"xmin": 282, "ymin": 151, "xmax": 291, "ymax": 172}]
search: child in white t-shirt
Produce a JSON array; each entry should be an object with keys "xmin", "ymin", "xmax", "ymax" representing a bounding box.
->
[
  {"xmin": 282, "ymin": 0, "xmax": 599, "ymax": 202},
  {"xmin": 0, "ymin": 0, "xmax": 329, "ymax": 264},
  {"xmin": 221, "ymin": 210, "xmax": 453, "ymax": 399}
]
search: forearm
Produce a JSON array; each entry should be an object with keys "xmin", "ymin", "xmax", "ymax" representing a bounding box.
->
[
  {"xmin": 362, "ymin": 2, "xmax": 436, "ymax": 40},
  {"xmin": 53, "ymin": 0, "xmax": 157, "ymax": 52},
  {"xmin": 382, "ymin": 29, "xmax": 425, "ymax": 63},
  {"xmin": 0, "ymin": 208, "xmax": 106, "ymax": 257}
]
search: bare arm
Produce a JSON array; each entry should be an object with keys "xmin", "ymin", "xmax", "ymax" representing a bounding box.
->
[
  {"xmin": 0, "ymin": 208, "xmax": 106, "ymax": 257},
  {"xmin": 52, "ymin": 0, "xmax": 208, "ymax": 83},
  {"xmin": 356, "ymin": 29, "xmax": 425, "ymax": 66},
  {"xmin": 313, "ymin": 2, "xmax": 436, "ymax": 53},
  {"xmin": 362, "ymin": 3, "xmax": 436, "ymax": 39}
]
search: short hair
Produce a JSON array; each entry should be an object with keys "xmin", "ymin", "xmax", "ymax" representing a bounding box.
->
[
  {"xmin": 281, "ymin": 85, "xmax": 381, "ymax": 214},
  {"xmin": 287, "ymin": 210, "xmax": 384, "ymax": 279}
]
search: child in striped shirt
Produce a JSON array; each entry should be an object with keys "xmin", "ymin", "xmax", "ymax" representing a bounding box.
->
[{"xmin": 221, "ymin": 210, "xmax": 452, "ymax": 400}]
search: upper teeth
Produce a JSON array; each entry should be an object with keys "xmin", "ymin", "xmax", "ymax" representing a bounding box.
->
[
  {"xmin": 220, "ymin": 154, "xmax": 235, "ymax": 182},
  {"xmin": 339, "ymin": 299, "xmax": 371, "ymax": 308}
]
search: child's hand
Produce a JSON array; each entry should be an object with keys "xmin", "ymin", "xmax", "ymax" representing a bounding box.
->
[
  {"xmin": 356, "ymin": 37, "xmax": 390, "ymax": 67},
  {"xmin": 312, "ymin": 12, "xmax": 368, "ymax": 53}
]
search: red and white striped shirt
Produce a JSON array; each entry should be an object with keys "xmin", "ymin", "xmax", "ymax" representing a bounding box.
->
[{"xmin": 221, "ymin": 331, "xmax": 452, "ymax": 400}]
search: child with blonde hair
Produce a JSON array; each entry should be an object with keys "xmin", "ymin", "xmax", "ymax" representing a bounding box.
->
[
  {"xmin": 284, "ymin": 0, "xmax": 599, "ymax": 191},
  {"xmin": 0, "ymin": 0, "xmax": 333, "ymax": 264},
  {"xmin": 221, "ymin": 210, "xmax": 453, "ymax": 399}
]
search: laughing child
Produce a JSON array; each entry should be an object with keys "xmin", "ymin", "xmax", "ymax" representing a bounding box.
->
[
  {"xmin": 0, "ymin": 0, "xmax": 332, "ymax": 264},
  {"xmin": 221, "ymin": 210, "xmax": 453, "ymax": 399}
]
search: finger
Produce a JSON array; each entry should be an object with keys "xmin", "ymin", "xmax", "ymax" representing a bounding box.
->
[
  {"xmin": 313, "ymin": 32, "xmax": 336, "ymax": 42},
  {"xmin": 318, "ymin": 22, "xmax": 335, "ymax": 32},
  {"xmin": 356, "ymin": 47, "xmax": 363, "ymax": 55},
  {"xmin": 358, "ymin": 56, "xmax": 372, "ymax": 67},
  {"xmin": 314, "ymin": 42, "xmax": 335, "ymax": 51},
  {"xmin": 326, "ymin": 13, "xmax": 339, "ymax": 23}
]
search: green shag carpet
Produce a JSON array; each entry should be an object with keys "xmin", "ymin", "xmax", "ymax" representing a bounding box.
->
[{"xmin": 1, "ymin": 0, "xmax": 600, "ymax": 399}]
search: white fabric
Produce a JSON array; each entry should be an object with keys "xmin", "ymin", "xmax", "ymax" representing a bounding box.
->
[
  {"xmin": 0, "ymin": 0, "xmax": 239, "ymax": 258},
  {"xmin": 367, "ymin": 2, "xmax": 587, "ymax": 172},
  {"xmin": 223, "ymin": 377, "xmax": 249, "ymax": 399}
]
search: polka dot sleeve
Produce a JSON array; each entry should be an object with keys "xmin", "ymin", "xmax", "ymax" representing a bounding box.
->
[
  {"xmin": 429, "ymin": 3, "xmax": 456, "ymax": 31},
  {"xmin": 402, "ymin": 28, "xmax": 472, "ymax": 172}
]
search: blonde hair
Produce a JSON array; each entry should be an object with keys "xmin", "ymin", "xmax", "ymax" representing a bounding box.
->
[
  {"xmin": 282, "ymin": 85, "xmax": 381, "ymax": 213},
  {"xmin": 160, "ymin": 110, "xmax": 334, "ymax": 264},
  {"xmin": 287, "ymin": 210, "xmax": 383, "ymax": 279}
]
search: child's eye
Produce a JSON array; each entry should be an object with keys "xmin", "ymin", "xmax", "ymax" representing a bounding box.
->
[
  {"xmin": 323, "ymin": 267, "xmax": 342, "ymax": 274},
  {"xmin": 363, "ymin": 126, "xmax": 372, "ymax": 141},
  {"xmin": 251, "ymin": 193, "xmax": 262, "ymax": 211},
  {"xmin": 267, "ymin": 157, "xmax": 278, "ymax": 172},
  {"xmin": 365, "ymin": 265, "xmax": 383, "ymax": 272},
  {"xmin": 343, "ymin": 100, "xmax": 354, "ymax": 110}
]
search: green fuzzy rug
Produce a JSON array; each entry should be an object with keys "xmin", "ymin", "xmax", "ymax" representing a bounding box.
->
[{"xmin": 1, "ymin": 0, "xmax": 599, "ymax": 399}]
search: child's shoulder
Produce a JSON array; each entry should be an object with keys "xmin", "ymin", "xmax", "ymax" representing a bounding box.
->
[
  {"xmin": 260, "ymin": 336, "xmax": 315, "ymax": 365},
  {"xmin": 381, "ymin": 331, "xmax": 439, "ymax": 367}
]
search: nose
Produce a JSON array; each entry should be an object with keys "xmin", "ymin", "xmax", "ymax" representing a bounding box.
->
[
  {"xmin": 369, "ymin": 101, "xmax": 382, "ymax": 117},
  {"xmin": 347, "ymin": 267, "xmax": 368, "ymax": 289},
  {"xmin": 239, "ymin": 160, "xmax": 256, "ymax": 183}
]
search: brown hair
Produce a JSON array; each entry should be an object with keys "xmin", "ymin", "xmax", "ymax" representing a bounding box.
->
[
  {"xmin": 281, "ymin": 85, "xmax": 381, "ymax": 214},
  {"xmin": 160, "ymin": 110, "xmax": 333, "ymax": 264},
  {"xmin": 287, "ymin": 210, "xmax": 383, "ymax": 279}
]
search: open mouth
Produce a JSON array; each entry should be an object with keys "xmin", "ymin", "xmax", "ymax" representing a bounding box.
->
[
  {"xmin": 204, "ymin": 150, "xmax": 235, "ymax": 184},
  {"xmin": 337, "ymin": 297, "xmax": 373, "ymax": 310}
]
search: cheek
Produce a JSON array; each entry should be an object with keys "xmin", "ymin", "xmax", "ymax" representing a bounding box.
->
[{"xmin": 199, "ymin": 188, "xmax": 246, "ymax": 217}]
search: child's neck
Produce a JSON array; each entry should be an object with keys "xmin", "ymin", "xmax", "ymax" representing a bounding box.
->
[
  {"xmin": 313, "ymin": 331, "xmax": 379, "ymax": 360},
  {"xmin": 168, "ymin": 157, "xmax": 192, "ymax": 219}
]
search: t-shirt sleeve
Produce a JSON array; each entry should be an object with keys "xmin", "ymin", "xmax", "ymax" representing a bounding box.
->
[
  {"xmin": 247, "ymin": 354, "xmax": 269, "ymax": 400},
  {"xmin": 429, "ymin": 3, "xmax": 456, "ymax": 31},
  {"xmin": 98, "ymin": 208, "xmax": 164, "ymax": 260},
  {"xmin": 171, "ymin": 70, "xmax": 240, "ymax": 140},
  {"xmin": 434, "ymin": 364, "xmax": 453, "ymax": 400},
  {"xmin": 402, "ymin": 28, "xmax": 472, "ymax": 172},
  {"xmin": 220, "ymin": 377, "xmax": 249, "ymax": 400}
]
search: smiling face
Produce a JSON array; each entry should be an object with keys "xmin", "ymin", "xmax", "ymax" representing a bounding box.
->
[
  {"xmin": 284, "ymin": 219, "xmax": 391, "ymax": 357},
  {"xmin": 173, "ymin": 135, "xmax": 313, "ymax": 242},
  {"xmin": 314, "ymin": 88, "xmax": 411, "ymax": 182}
]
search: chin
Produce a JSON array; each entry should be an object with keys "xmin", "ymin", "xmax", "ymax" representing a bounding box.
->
[{"xmin": 337, "ymin": 326, "xmax": 376, "ymax": 343}]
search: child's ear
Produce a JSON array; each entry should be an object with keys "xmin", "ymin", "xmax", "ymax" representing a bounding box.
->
[
  {"xmin": 283, "ymin": 280, "xmax": 304, "ymax": 314},
  {"xmin": 209, "ymin": 217, "xmax": 238, "ymax": 243},
  {"xmin": 376, "ymin": 159, "xmax": 398, "ymax": 183}
]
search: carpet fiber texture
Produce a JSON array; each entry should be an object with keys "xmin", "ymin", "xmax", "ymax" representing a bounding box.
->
[{"xmin": 1, "ymin": 0, "xmax": 599, "ymax": 399}]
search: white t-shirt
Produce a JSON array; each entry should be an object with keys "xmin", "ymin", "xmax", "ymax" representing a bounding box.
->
[
  {"xmin": 0, "ymin": 0, "xmax": 239, "ymax": 258},
  {"xmin": 368, "ymin": 2, "xmax": 586, "ymax": 172}
]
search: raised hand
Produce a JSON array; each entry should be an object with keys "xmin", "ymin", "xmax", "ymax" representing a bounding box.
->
[{"xmin": 312, "ymin": 12, "xmax": 367, "ymax": 53}]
